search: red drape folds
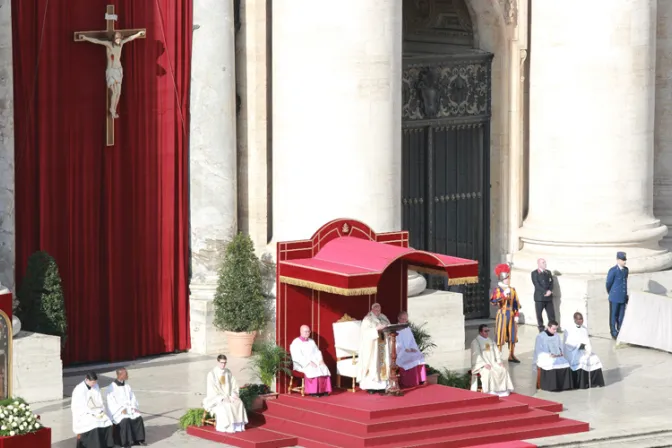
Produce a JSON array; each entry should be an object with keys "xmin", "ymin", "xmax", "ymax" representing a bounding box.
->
[{"xmin": 12, "ymin": 0, "xmax": 192, "ymax": 364}]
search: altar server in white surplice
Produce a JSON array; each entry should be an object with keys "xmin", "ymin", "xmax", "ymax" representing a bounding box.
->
[
  {"xmin": 290, "ymin": 325, "xmax": 332, "ymax": 396},
  {"xmin": 357, "ymin": 303, "xmax": 391, "ymax": 394},
  {"xmin": 564, "ymin": 312, "xmax": 606, "ymax": 389},
  {"xmin": 395, "ymin": 312, "xmax": 427, "ymax": 388},
  {"xmin": 203, "ymin": 355, "xmax": 248, "ymax": 433},
  {"xmin": 533, "ymin": 320, "xmax": 573, "ymax": 392},
  {"xmin": 72, "ymin": 371, "xmax": 114, "ymax": 448},
  {"xmin": 470, "ymin": 324, "xmax": 514, "ymax": 397},
  {"xmin": 106, "ymin": 367, "xmax": 147, "ymax": 446}
]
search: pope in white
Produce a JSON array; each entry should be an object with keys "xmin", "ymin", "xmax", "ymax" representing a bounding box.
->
[
  {"xmin": 395, "ymin": 312, "xmax": 426, "ymax": 388},
  {"xmin": 71, "ymin": 372, "xmax": 114, "ymax": 448},
  {"xmin": 357, "ymin": 303, "xmax": 391, "ymax": 394},
  {"xmin": 289, "ymin": 325, "xmax": 332, "ymax": 396},
  {"xmin": 203, "ymin": 354, "xmax": 248, "ymax": 433},
  {"xmin": 105, "ymin": 367, "xmax": 147, "ymax": 446},
  {"xmin": 470, "ymin": 324, "xmax": 514, "ymax": 396},
  {"xmin": 563, "ymin": 312, "xmax": 605, "ymax": 388}
]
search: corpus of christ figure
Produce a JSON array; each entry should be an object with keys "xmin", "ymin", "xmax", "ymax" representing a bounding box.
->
[{"xmin": 77, "ymin": 29, "xmax": 145, "ymax": 119}]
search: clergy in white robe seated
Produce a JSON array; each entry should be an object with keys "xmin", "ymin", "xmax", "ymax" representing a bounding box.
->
[
  {"xmin": 72, "ymin": 372, "xmax": 114, "ymax": 448},
  {"xmin": 289, "ymin": 325, "xmax": 332, "ymax": 396},
  {"xmin": 395, "ymin": 312, "xmax": 426, "ymax": 388},
  {"xmin": 564, "ymin": 312, "xmax": 605, "ymax": 389},
  {"xmin": 357, "ymin": 303, "xmax": 391, "ymax": 394},
  {"xmin": 470, "ymin": 324, "xmax": 514, "ymax": 397},
  {"xmin": 105, "ymin": 367, "xmax": 147, "ymax": 447},
  {"xmin": 202, "ymin": 355, "xmax": 248, "ymax": 433},
  {"xmin": 533, "ymin": 320, "xmax": 573, "ymax": 392}
]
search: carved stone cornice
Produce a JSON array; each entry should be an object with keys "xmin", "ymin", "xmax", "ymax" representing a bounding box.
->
[
  {"xmin": 501, "ymin": 0, "xmax": 518, "ymax": 26},
  {"xmin": 402, "ymin": 54, "xmax": 493, "ymax": 121}
]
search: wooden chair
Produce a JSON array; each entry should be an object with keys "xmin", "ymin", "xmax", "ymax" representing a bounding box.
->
[
  {"xmin": 332, "ymin": 314, "xmax": 361, "ymax": 393},
  {"xmin": 536, "ymin": 367, "xmax": 542, "ymax": 389},
  {"xmin": 468, "ymin": 370, "xmax": 482, "ymax": 392},
  {"xmin": 288, "ymin": 370, "xmax": 306, "ymax": 396},
  {"xmin": 201, "ymin": 409, "xmax": 216, "ymax": 427}
]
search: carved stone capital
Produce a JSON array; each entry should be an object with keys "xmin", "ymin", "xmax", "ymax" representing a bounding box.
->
[{"xmin": 502, "ymin": 0, "xmax": 518, "ymax": 26}]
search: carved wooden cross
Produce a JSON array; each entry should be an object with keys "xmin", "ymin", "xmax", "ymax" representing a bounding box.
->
[{"xmin": 74, "ymin": 5, "xmax": 146, "ymax": 146}]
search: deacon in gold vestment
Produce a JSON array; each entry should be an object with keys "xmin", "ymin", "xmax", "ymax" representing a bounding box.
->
[
  {"xmin": 202, "ymin": 355, "xmax": 248, "ymax": 433},
  {"xmin": 356, "ymin": 303, "xmax": 391, "ymax": 394},
  {"xmin": 470, "ymin": 324, "xmax": 514, "ymax": 397}
]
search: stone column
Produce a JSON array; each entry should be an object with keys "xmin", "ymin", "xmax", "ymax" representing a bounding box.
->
[
  {"xmin": 189, "ymin": 0, "xmax": 237, "ymax": 354},
  {"xmin": 0, "ymin": 0, "xmax": 14, "ymax": 292},
  {"xmin": 271, "ymin": 0, "xmax": 402, "ymax": 242},
  {"xmin": 654, "ymin": 1, "xmax": 672, "ymax": 249},
  {"xmin": 512, "ymin": 0, "xmax": 672, "ymax": 328}
]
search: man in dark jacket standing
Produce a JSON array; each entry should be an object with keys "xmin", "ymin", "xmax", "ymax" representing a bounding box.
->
[
  {"xmin": 531, "ymin": 258, "xmax": 555, "ymax": 332},
  {"xmin": 606, "ymin": 252, "xmax": 628, "ymax": 339}
]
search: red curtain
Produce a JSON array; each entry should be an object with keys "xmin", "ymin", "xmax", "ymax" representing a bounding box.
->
[{"xmin": 12, "ymin": 0, "xmax": 192, "ymax": 364}]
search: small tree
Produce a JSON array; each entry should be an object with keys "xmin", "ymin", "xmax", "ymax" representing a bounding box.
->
[
  {"xmin": 213, "ymin": 233, "xmax": 268, "ymax": 333},
  {"xmin": 16, "ymin": 251, "xmax": 68, "ymax": 343}
]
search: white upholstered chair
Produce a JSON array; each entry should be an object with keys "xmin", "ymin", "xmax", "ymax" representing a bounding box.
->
[{"xmin": 332, "ymin": 314, "xmax": 362, "ymax": 393}]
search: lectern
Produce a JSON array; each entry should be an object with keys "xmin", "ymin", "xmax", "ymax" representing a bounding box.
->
[{"xmin": 382, "ymin": 323, "xmax": 409, "ymax": 396}]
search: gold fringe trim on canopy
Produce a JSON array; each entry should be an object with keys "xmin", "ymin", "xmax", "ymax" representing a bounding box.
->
[
  {"xmin": 448, "ymin": 276, "xmax": 479, "ymax": 286},
  {"xmin": 279, "ymin": 276, "xmax": 378, "ymax": 296}
]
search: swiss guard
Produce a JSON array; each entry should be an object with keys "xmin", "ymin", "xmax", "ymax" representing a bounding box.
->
[{"xmin": 490, "ymin": 263, "xmax": 521, "ymax": 363}]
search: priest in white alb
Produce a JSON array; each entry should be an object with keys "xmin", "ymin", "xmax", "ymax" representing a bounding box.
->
[
  {"xmin": 105, "ymin": 367, "xmax": 147, "ymax": 447},
  {"xmin": 564, "ymin": 312, "xmax": 605, "ymax": 389},
  {"xmin": 395, "ymin": 311, "xmax": 426, "ymax": 388},
  {"xmin": 357, "ymin": 303, "xmax": 391, "ymax": 394},
  {"xmin": 533, "ymin": 320, "xmax": 573, "ymax": 392},
  {"xmin": 289, "ymin": 325, "xmax": 332, "ymax": 396},
  {"xmin": 203, "ymin": 354, "xmax": 248, "ymax": 433},
  {"xmin": 470, "ymin": 324, "xmax": 514, "ymax": 397},
  {"xmin": 72, "ymin": 372, "xmax": 114, "ymax": 448}
]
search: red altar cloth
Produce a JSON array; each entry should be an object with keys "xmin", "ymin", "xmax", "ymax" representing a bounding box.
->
[
  {"xmin": 275, "ymin": 218, "xmax": 479, "ymax": 393},
  {"xmin": 0, "ymin": 292, "xmax": 12, "ymax": 322},
  {"xmin": 0, "ymin": 428, "xmax": 51, "ymax": 448}
]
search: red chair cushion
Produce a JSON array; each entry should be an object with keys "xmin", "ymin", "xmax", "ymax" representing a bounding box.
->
[{"xmin": 292, "ymin": 370, "xmax": 305, "ymax": 378}]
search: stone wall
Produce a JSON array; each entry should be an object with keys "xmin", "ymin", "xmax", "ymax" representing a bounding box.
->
[
  {"xmin": 0, "ymin": 0, "xmax": 14, "ymax": 290},
  {"xmin": 13, "ymin": 332, "xmax": 63, "ymax": 403},
  {"xmin": 655, "ymin": 0, "xmax": 672, "ymax": 249}
]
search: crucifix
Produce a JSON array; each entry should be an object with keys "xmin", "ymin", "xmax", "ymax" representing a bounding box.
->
[{"xmin": 74, "ymin": 5, "xmax": 146, "ymax": 146}]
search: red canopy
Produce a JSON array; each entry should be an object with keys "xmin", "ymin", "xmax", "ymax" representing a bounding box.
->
[{"xmin": 278, "ymin": 236, "xmax": 478, "ymax": 296}]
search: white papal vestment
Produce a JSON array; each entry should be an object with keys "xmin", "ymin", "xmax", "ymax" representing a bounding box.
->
[
  {"xmin": 470, "ymin": 335, "xmax": 514, "ymax": 396},
  {"xmin": 356, "ymin": 312, "xmax": 391, "ymax": 390},
  {"xmin": 289, "ymin": 337, "xmax": 331, "ymax": 378},
  {"xmin": 203, "ymin": 367, "xmax": 248, "ymax": 433},
  {"xmin": 395, "ymin": 327, "xmax": 425, "ymax": 371}
]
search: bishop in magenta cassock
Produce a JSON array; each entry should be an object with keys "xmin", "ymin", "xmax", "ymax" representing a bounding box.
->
[
  {"xmin": 395, "ymin": 311, "xmax": 426, "ymax": 388},
  {"xmin": 289, "ymin": 325, "xmax": 333, "ymax": 396}
]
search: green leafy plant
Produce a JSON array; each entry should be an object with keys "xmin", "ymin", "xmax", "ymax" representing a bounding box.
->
[
  {"xmin": 0, "ymin": 397, "xmax": 43, "ymax": 437},
  {"xmin": 436, "ymin": 368, "xmax": 471, "ymax": 389},
  {"xmin": 16, "ymin": 251, "xmax": 68, "ymax": 344},
  {"xmin": 213, "ymin": 233, "xmax": 269, "ymax": 333},
  {"xmin": 409, "ymin": 321, "xmax": 437, "ymax": 355},
  {"xmin": 248, "ymin": 341, "xmax": 292, "ymax": 387},
  {"xmin": 239, "ymin": 384, "xmax": 271, "ymax": 410},
  {"xmin": 178, "ymin": 408, "xmax": 210, "ymax": 430}
]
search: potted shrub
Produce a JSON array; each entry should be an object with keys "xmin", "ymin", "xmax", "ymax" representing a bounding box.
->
[
  {"xmin": 178, "ymin": 408, "xmax": 210, "ymax": 430},
  {"xmin": 239, "ymin": 384, "xmax": 272, "ymax": 411},
  {"xmin": 409, "ymin": 322, "xmax": 438, "ymax": 383},
  {"xmin": 213, "ymin": 233, "xmax": 269, "ymax": 357},
  {"xmin": 16, "ymin": 251, "xmax": 67, "ymax": 346},
  {"xmin": 424, "ymin": 365, "xmax": 441, "ymax": 385},
  {"xmin": 248, "ymin": 341, "xmax": 292, "ymax": 395},
  {"xmin": 0, "ymin": 397, "xmax": 51, "ymax": 448}
]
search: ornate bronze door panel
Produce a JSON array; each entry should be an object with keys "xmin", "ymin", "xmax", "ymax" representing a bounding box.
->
[{"xmin": 402, "ymin": 52, "xmax": 492, "ymax": 319}]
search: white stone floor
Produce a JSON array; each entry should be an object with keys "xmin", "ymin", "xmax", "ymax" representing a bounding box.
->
[{"xmin": 38, "ymin": 325, "xmax": 672, "ymax": 448}]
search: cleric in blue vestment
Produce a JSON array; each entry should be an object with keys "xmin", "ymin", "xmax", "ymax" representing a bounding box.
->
[{"xmin": 606, "ymin": 251, "xmax": 628, "ymax": 339}]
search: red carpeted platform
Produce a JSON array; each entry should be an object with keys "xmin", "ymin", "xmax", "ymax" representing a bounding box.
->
[{"xmin": 187, "ymin": 385, "xmax": 588, "ymax": 447}]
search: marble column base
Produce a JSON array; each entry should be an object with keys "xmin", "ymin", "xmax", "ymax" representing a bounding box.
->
[
  {"xmin": 408, "ymin": 289, "xmax": 465, "ymax": 360},
  {"xmin": 189, "ymin": 281, "xmax": 228, "ymax": 355},
  {"xmin": 13, "ymin": 332, "xmax": 63, "ymax": 403}
]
